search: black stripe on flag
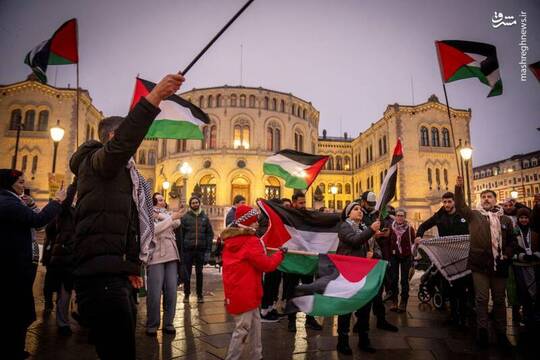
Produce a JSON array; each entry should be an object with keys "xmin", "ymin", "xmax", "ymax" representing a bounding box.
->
[
  {"xmin": 274, "ymin": 149, "xmax": 328, "ymax": 166},
  {"xmin": 260, "ymin": 199, "xmax": 341, "ymax": 232}
]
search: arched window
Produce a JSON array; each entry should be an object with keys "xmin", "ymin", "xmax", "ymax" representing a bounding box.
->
[
  {"xmin": 303, "ymin": 109, "xmax": 306, "ymax": 119},
  {"xmin": 326, "ymin": 156, "xmax": 334, "ymax": 170},
  {"xmin": 435, "ymin": 168, "xmax": 441, "ymax": 189},
  {"xmin": 207, "ymin": 95, "xmax": 213, "ymax": 108},
  {"xmin": 216, "ymin": 94, "xmax": 222, "ymax": 107},
  {"xmin": 428, "ymin": 168, "xmax": 432, "ymax": 190},
  {"xmin": 210, "ymin": 125, "xmax": 217, "ymax": 149},
  {"xmin": 420, "ymin": 126, "xmax": 429, "ymax": 146},
  {"xmin": 264, "ymin": 96, "xmax": 269, "ymax": 110},
  {"xmin": 431, "ymin": 128, "xmax": 440, "ymax": 147},
  {"xmin": 369, "ymin": 145, "xmax": 373, "ymax": 161},
  {"xmin": 291, "ymin": 104, "xmax": 296, "ymax": 116},
  {"xmin": 442, "ymin": 128, "xmax": 450, "ymax": 147},
  {"xmin": 161, "ymin": 139, "xmax": 167, "ymax": 158},
  {"xmin": 266, "ymin": 123, "xmax": 281, "ymax": 152},
  {"xmin": 337, "ymin": 183, "xmax": 343, "ymax": 194},
  {"xmin": 24, "ymin": 110, "xmax": 35, "ymax": 131},
  {"xmin": 336, "ymin": 156, "xmax": 343, "ymax": 170},
  {"xmin": 267, "ymin": 127, "xmax": 273, "ymax": 151},
  {"xmin": 294, "ymin": 129, "xmax": 304, "ymax": 152},
  {"xmin": 139, "ymin": 150, "xmax": 146, "ymax": 164},
  {"xmin": 383, "ymin": 135, "xmax": 387, "ymax": 153},
  {"xmin": 378, "ymin": 138, "xmax": 383, "ymax": 156},
  {"xmin": 280, "ymin": 100, "xmax": 285, "ymax": 112},
  {"xmin": 271, "ymin": 98, "xmax": 277, "ymax": 111},
  {"xmin": 297, "ymin": 107, "xmax": 301, "ymax": 117},
  {"xmin": 380, "ymin": 171, "xmax": 384, "ymax": 186},
  {"xmin": 239, "ymin": 94, "xmax": 246, "ymax": 107},
  {"xmin": 319, "ymin": 183, "xmax": 326, "ymax": 194},
  {"xmin": 9, "ymin": 109, "xmax": 22, "ymax": 130},
  {"xmin": 344, "ymin": 156, "xmax": 351, "ymax": 170},
  {"xmin": 31, "ymin": 155, "xmax": 38, "ymax": 174},
  {"xmin": 148, "ymin": 150, "xmax": 156, "ymax": 165},
  {"xmin": 21, "ymin": 155, "xmax": 28, "ymax": 173},
  {"xmin": 176, "ymin": 139, "xmax": 187, "ymax": 153},
  {"xmin": 230, "ymin": 94, "xmax": 237, "ymax": 107},
  {"xmin": 233, "ymin": 121, "xmax": 250, "ymax": 149},
  {"xmin": 345, "ymin": 183, "xmax": 351, "ymax": 194},
  {"xmin": 199, "ymin": 95, "xmax": 204, "ymax": 108},
  {"xmin": 265, "ymin": 176, "xmax": 281, "ymax": 200},
  {"xmin": 249, "ymin": 95, "xmax": 256, "ymax": 108},
  {"xmin": 328, "ymin": 183, "xmax": 334, "ymax": 193},
  {"xmin": 443, "ymin": 168, "xmax": 449, "ymax": 189},
  {"xmin": 38, "ymin": 110, "xmax": 49, "ymax": 131}
]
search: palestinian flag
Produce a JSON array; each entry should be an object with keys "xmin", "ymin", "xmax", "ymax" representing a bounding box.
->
[
  {"xmin": 287, "ymin": 254, "xmax": 387, "ymax": 316},
  {"xmin": 375, "ymin": 138, "xmax": 403, "ymax": 218},
  {"xmin": 263, "ymin": 150, "xmax": 328, "ymax": 189},
  {"xmin": 435, "ymin": 40, "xmax": 502, "ymax": 97},
  {"xmin": 257, "ymin": 199, "xmax": 341, "ymax": 275},
  {"xmin": 24, "ymin": 19, "xmax": 78, "ymax": 83},
  {"xmin": 530, "ymin": 61, "xmax": 540, "ymax": 82},
  {"xmin": 130, "ymin": 77, "xmax": 210, "ymax": 140}
]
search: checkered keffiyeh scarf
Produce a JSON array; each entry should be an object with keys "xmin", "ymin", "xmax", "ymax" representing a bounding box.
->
[
  {"xmin": 418, "ymin": 235, "xmax": 471, "ymax": 283},
  {"xmin": 127, "ymin": 159, "xmax": 155, "ymax": 264},
  {"xmin": 477, "ymin": 206, "xmax": 504, "ymax": 271}
]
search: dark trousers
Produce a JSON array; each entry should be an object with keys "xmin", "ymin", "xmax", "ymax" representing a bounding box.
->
[
  {"xmin": 262, "ymin": 269, "xmax": 282, "ymax": 309},
  {"xmin": 43, "ymin": 265, "xmax": 56, "ymax": 306},
  {"xmin": 75, "ymin": 276, "xmax": 137, "ymax": 360},
  {"xmin": 338, "ymin": 301, "xmax": 372, "ymax": 336},
  {"xmin": 183, "ymin": 251, "xmax": 205, "ymax": 297},
  {"xmin": 390, "ymin": 255, "xmax": 412, "ymax": 301},
  {"xmin": 448, "ymin": 275, "xmax": 471, "ymax": 322},
  {"xmin": 283, "ymin": 273, "xmax": 315, "ymax": 321}
]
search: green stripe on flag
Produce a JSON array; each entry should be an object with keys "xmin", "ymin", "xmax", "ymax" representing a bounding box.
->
[
  {"xmin": 263, "ymin": 163, "xmax": 308, "ymax": 189},
  {"xmin": 447, "ymin": 65, "xmax": 489, "ymax": 85},
  {"xmin": 49, "ymin": 52, "xmax": 75, "ymax": 65},
  {"xmin": 145, "ymin": 119, "xmax": 204, "ymax": 140},
  {"xmin": 278, "ymin": 253, "xmax": 319, "ymax": 275},
  {"xmin": 309, "ymin": 260, "xmax": 387, "ymax": 316}
]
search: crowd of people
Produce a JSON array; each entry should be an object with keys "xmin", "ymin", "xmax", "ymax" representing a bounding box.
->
[{"xmin": 2, "ymin": 72, "xmax": 539, "ymax": 359}]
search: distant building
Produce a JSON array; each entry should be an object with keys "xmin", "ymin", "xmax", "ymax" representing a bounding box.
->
[{"xmin": 473, "ymin": 150, "xmax": 540, "ymax": 208}]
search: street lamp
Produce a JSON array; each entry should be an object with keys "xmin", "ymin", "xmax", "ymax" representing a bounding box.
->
[
  {"xmin": 460, "ymin": 141, "xmax": 473, "ymax": 207},
  {"xmin": 162, "ymin": 180, "xmax": 170, "ymax": 201},
  {"xmin": 511, "ymin": 189, "xmax": 519, "ymax": 199},
  {"xmin": 330, "ymin": 185, "xmax": 338, "ymax": 212},
  {"xmin": 180, "ymin": 161, "xmax": 193, "ymax": 206},
  {"xmin": 50, "ymin": 120, "xmax": 65, "ymax": 173}
]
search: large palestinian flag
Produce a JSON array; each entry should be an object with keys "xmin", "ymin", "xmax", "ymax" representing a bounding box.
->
[
  {"xmin": 263, "ymin": 150, "xmax": 328, "ymax": 189},
  {"xmin": 257, "ymin": 199, "xmax": 340, "ymax": 275},
  {"xmin": 375, "ymin": 138, "xmax": 403, "ymax": 217},
  {"xmin": 24, "ymin": 19, "xmax": 78, "ymax": 83},
  {"xmin": 287, "ymin": 254, "xmax": 387, "ymax": 316},
  {"xmin": 435, "ymin": 40, "xmax": 502, "ymax": 97},
  {"xmin": 130, "ymin": 77, "xmax": 210, "ymax": 140},
  {"xmin": 530, "ymin": 61, "xmax": 540, "ymax": 82}
]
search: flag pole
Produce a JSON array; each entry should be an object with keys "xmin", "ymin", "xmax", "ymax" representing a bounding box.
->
[
  {"xmin": 267, "ymin": 247, "xmax": 318, "ymax": 256},
  {"xmin": 75, "ymin": 19, "xmax": 80, "ymax": 148},
  {"xmin": 179, "ymin": 0, "xmax": 255, "ymax": 75}
]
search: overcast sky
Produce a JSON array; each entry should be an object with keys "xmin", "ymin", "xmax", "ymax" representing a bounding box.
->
[{"xmin": 1, "ymin": 0, "xmax": 539, "ymax": 165}]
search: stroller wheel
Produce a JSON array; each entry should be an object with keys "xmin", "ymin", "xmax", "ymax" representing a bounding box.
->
[
  {"xmin": 418, "ymin": 286, "xmax": 431, "ymax": 303},
  {"xmin": 433, "ymin": 292, "xmax": 444, "ymax": 309}
]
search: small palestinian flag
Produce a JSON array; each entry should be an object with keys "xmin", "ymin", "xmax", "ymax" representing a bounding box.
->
[
  {"xmin": 435, "ymin": 40, "xmax": 502, "ymax": 97},
  {"xmin": 375, "ymin": 138, "xmax": 403, "ymax": 217},
  {"xmin": 24, "ymin": 19, "xmax": 78, "ymax": 83},
  {"xmin": 130, "ymin": 77, "xmax": 210, "ymax": 140},
  {"xmin": 257, "ymin": 199, "xmax": 341, "ymax": 275},
  {"xmin": 287, "ymin": 254, "xmax": 387, "ymax": 316},
  {"xmin": 530, "ymin": 61, "xmax": 540, "ymax": 82},
  {"xmin": 263, "ymin": 150, "xmax": 328, "ymax": 189}
]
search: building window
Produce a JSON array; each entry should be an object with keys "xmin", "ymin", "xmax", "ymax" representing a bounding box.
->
[
  {"xmin": 206, "ymin": 95, "xmax": 212, "ymax": 108},
  {"xmin": 378, "ymin": 138, "xmax": 383, "ymax": 156},
  {"xmin": 139, "ymin": 150, "xmax": 146, "ymax": 164},
  {"xmin": 240, "ymin": 94, "xmax": 246, "ymax": 107},
  {"xmin": 319, "ymin": 183, "xmax": 326, "ymax": 194},
  {"xmin": 443, "ymin": 168, "xmax": 449, "ymax": 190},
  {"xmin": 369, "ymin": 145, "xmax": 373, "ymax": 161},
  {"xmin": 249, "ymin": 95, "xmax": 256, "ymax": 108},
  {"xmin": 420, "ymin": 126, "xmax": 429, "ymax": 146},
  {"xmin": 266, "ymin": 124, "xmax": 281, "ymax": 152},
  {"xmin": 337, "ymin": 200, "xmax": 343, "ymax": 210},
  {"xmin": 344, "ymin": 156, "xmax": 351, "ymax": 170},
  {"xmin": 428, "ymin": 168, "xmax": 432, "ymax": 190},
  {"xmin": 336, "ymin": 156, "xmax": 343, "ymax": 170},
  {"xmin": 326, "ymin": 156, "xmax": 334, "ymax": 170},
  {"xmin": 199, "ymin": 95, "xmax": 204, "ymax": 108},
  {"xmin": 442, "ymin": 128, "xmax": 450, "ymax": 147},
  {"xmin": 176, "ymin": 139, "xmax": 187, "ymax": 153},
  {"xmin": 365, "ymin": 148, "xmax": 369, "ymax": 163},
  {"xmin": 383, "ymin": 135, "xmax": 387, "ymax": 154},
  {"xmin": 37, "ymin": 110, "xmax": 49, "ymax": 131},
  {"xmin": 31, "ymin": 155, "xmax": 38, "ymax": 174},
  {"xmin": 280, "ymin": 100, "xmax": 285, "ymax": 112},
  {"xmin": 294, "ymin": 130, "xmax": 304, "ymax": 152},
  {"xmin": 202, "ymin": 125, "xmax": 217, "ymax": 150},
  {"xmin": 230, "ymin": 94, "xmax": 237, "ymax": 107},
  {"xmin": 435, "ymin": 168, "xmax": 441, "ymax": 190},
  {"xmin": 199, "ymin": 175, "xmax": 217, "ymax": 205},
  {"xmin": 86, "ymin": 124, "xmax": 91, "ymax": 141},
  {"xmin": 337, "ymin": 183, "xmax": 343, "ymax": 194},
  {"xmin": 291, "ymin": 104, "xmax": 296, "ymax": 116},
  {"xmin": 265, "ymin": 176, "xmax": 281, "ymax": 200},
  {"xmin": 10, "ymin": 109, "xmax": 22, "ymax": 130},
  {"xmin": 431, "ymin": 128, "xmax": 440, "ymax": 147},
  {"xmin": 233, "ymin": 122, "xmax": 250, "ymax": 149},
  {"xmin": 161, "ymin": 139, "xmax": 167, "ymax": 158},
  {"xmin": 264, "ymin": 96, "xmax": 269, "ymax": 110},
  {"xmin": 216, "ymin": 94, "xmax": 222, "ymax": 107},
  {"xmin": 21, "ymin": 155, "xmax": 28, "ymax": 173},
  {"xmin": 23, "ymin": 110, "xmax": 35, "ymax": 131},
  {"xmin": 328, "ymin": 183, "xmax": 334, "ymax": 194},
  {"xmin": 148, "ymin": 150, "xmax": 156, "ymax": 165},
  {"xmin": 345, "ymin": 183, "xmax": 351, "ymax": 194},
  {"xmin": 271, "ymin": 98, "xmax": 277, "ymax": 111},
  {"xmin": 303, "ymin": 108, "xmax": 307, "ymax": 119},
  {"xmin": 380, "ymin": 171, "xmax": 384, "ymax": 186}
]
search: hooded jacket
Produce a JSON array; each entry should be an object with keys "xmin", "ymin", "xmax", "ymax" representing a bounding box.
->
[
  {"xmin": 69, "ymin": 98, "xmax": 160, "ymax": 277},
  {"xmin": 221, "ymin": 227, "xmax": 283, "ymax": 314}
]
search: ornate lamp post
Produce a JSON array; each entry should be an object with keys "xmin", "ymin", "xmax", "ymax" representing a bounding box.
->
[
  {"xmin": 511, "ymin": 189, "xmax": 519, "ymax": 199},
  {"xmin": 162, "ymin": 180, "xmax": 170, "ymax": 202},
  {"xmin": 330, "ymin": 185, "xmax": 338, "ymax": 212},
  {"xmin": 180, "ymin": 161, "xmax": 193, "ymax": 206},
  {"xmin": 459, "ymin": 141, "xmax": 473, "ymax": 207},
  {"xmin": 50, "ymin": 120, "xmax": 65, "ymax": 173}
]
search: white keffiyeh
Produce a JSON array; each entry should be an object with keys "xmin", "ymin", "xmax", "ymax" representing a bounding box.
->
[
  {"xmin": 127, "ymin": 158, "xmax": 155, "ymax": 264},
  {"xmin": 477, "ymin": 205, "xmax": 504, "ymax": 271}
]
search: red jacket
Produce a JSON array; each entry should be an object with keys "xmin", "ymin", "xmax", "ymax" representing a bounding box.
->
[{"xmin": 221, "ymin": 227, "xmax": 284, "ymax": 315}]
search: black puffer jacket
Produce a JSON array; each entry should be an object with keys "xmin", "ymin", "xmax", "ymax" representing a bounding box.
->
[
  {"xmin": 69, "ymin": 98, "xmax": 160, "ymax": 276},
  {"xmin": 49, "ymin": 183, "xmax": 77, "ymax": 269},
  {"xmin": 336, "ymin": 220, "xmax": 375, "ymax": 258},
  {"xmin": 179, "ymin": 210, "xmax": 214, "ymax": 253}
]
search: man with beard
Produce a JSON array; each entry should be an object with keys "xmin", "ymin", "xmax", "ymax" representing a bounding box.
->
[
  {"xmin": 416, "ymin": 192, "xmax": 470, "ymax": 326},
  {"xmin": 456, "ymin": 176, "xmax": 515, "ymax": 349}
]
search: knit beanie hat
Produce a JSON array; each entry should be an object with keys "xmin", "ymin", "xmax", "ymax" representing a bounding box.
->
[
  {"xmin": 517, "ymin": 207, "xmax": 531, "ymax": 219},
  {"xmin": 341, "ymin": 201, "xmax": 360, "ymax": 221},
  {"xmin": 234, "ymin": 204, "xmax": 259, "ymax": 226},
  {"xmin": 0, "ymin": 169, "xmax": 22, "ymax": 191}
]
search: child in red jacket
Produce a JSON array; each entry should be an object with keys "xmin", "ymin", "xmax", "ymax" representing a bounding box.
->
[{"xmin": 221, "ymin": 205, "xmax": 286, "ymax": 360}]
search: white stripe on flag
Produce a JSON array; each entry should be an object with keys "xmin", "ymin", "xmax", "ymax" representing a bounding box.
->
[
  {"xmin": 292, "ymin": 295, "xmax": 314, "ymax": 313},
  {"xmin": 158, "ymin": 99, "xmax": 206, "ymax": 125},
  {"xmin": 375, "ymin": 163, "xmax": 397, "ymax": 211},
  {"xmin": 283, "ymin": 225, "xmax": 339, "ymax": 254},
  {"xmin": 265, "ymin": 154, "xmax": 310, "ymax": 176},
  {"xmin": 323, "ymin": 274, "xmax": 366, "ymax": 298}
]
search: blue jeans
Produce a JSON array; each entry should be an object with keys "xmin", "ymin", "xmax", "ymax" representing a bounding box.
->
[{"xmin": 146, "ymin": 261, "xmax": 178, "ymax": 331}]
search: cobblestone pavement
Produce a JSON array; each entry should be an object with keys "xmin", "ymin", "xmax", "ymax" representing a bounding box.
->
[{"xmin": 26, "ymin": 266, "xmax": 533, "ymax": 360}]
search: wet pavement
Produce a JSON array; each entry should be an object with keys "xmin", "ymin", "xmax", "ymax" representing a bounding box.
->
[{"xmin": 27, "ymin": 266, "xmax": 532, "ymax": 359}]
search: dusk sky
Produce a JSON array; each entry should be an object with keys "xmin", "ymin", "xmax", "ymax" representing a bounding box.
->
[{"xmin": 1, "ymin": 0, "xmax": 538, "ymax": 166}]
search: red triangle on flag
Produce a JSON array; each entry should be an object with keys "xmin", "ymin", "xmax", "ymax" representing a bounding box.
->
[
  {"xmin": 130, "ymin": 78, "xmax": 151, "ymax": 110},
  {"xmin": 328, "ymin": 254, "xmax": 378, "ymax": 283},
  {"xmin": 258, "ymin": 200, "xmax": 292, "ymax": 248},
  {"xmin": 304, "ymin": 156, "xmax": 328, "ymax": 188},
  {"xmin": 436, "ymin": 41, "xmax": 475, "ymax": 82},
  {"xmin": 49, "ymin": 19, "xmax": 78, "ymax": 63}
]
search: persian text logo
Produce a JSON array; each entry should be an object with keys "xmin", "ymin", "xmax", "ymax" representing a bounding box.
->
[
  {"xmin": 491, "ymin": 11, "xmax": 516, "ymax": 28},
  {"xmin": 519, "ymin": 11, "xmax": 528, "ymax": 82}
]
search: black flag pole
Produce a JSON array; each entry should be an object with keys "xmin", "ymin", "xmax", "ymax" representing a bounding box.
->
[{"xmin": 180, "ymin": 0, "xmax": 255, "ymax": 75}]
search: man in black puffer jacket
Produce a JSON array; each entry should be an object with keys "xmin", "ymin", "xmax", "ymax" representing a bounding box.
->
[
  {"xmin": 179, "ymin": 196, "xmax": 214, "ymax": 303},
  {"xmin": 69, "ymin": 74, "xmax": 184, "ymax": 360}
]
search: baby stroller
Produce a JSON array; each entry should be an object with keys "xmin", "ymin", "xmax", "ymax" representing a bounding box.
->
[{"xmin": 416, "ymin": 235, "xmax": 471, "ymax": 310}]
